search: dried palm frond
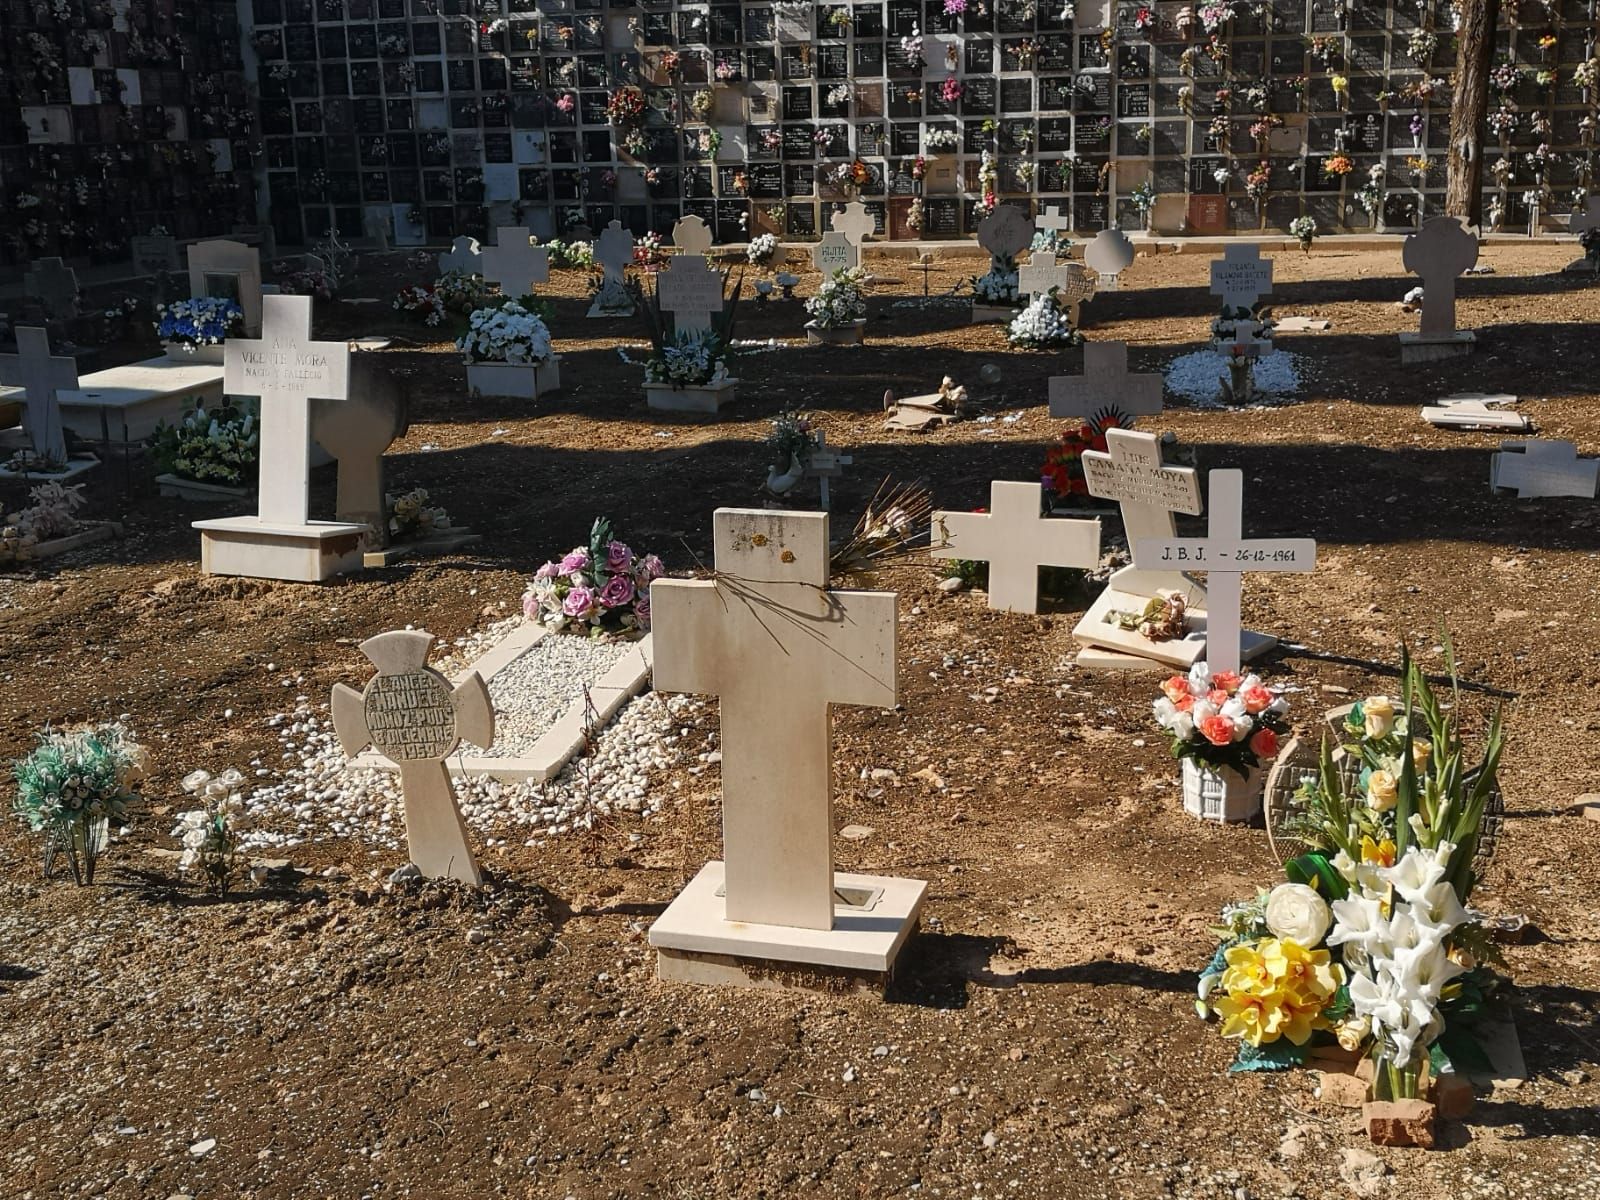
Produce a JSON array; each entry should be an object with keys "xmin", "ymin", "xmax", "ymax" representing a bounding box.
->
[{"xmin": 830, "ymin": 477, "xmax": 933, "ymax": 579}]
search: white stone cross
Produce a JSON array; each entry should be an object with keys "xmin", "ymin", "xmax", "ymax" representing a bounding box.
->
[
  {"xmin": 931, "ymin": 481, "xmax": 1101, "ymax": 614},
  {"xmin": 224, "ymin": 294, "xmax": 351, "ymax": 527},
  {"xmin": 672, "ymin": 214, "xmax": 714, "ymax": 256},
  {"xmin": 1491, "ymin": 439, "xmax": 1600, "ymax": 499},
  {"xmin": 1133, "ymin": 470, "xmax": 1316, "ymax": 675},
  {"xmin": 23, "ymin": 258, "xmax": 80, "ymax": 319},
  {"xmin": 437, "ymin": 235, "xmax": 482, "ymax": 276},
  {"xmin": 811, "ymin": 229, "xmax": 858, "ymax": 272},
  {"xmin": 1219, "ymin": 318, "xmax": 1273, "ymax": 359},
  {"xmin": 1016, "ymin": 250, "xmax": 1076, "ymax": 303},
  {"xmin": 1082, "ymin": 428, "xmax": 1203, "ymax": 600},
  {"xmin": 1036, "ymin": 205, "xmax": 1072, "ymax": 239},
  {"xmin": 0, "ymin": 326, "xmax": 77, "ymax": 462},
  {"xmin": 481, "ymin": 227, "xmax": 549, "ymax": 298},
  {"xmin": 976, "ymin": 205, "xmax": 1034, "ymax": 264},
  {"xmin": 831, "ymin": 200, "xmax": 876, "ymax": 248},
  {"xmin": 1402, "ymin": 216, "xmax": 1479, "ymax": 336},
  {"xmin": 1084, "ymin": 228, "xmax": 1135, "ymax": 290},
  {"xmin": 588, "ymin": 220, "xmax": 637, "ymax": 316},
  {"xmin": 650, "ymin": 509, "xmax": 898, "ymax": 930},
  {"xmin": 187, "ymin": 238, "xmax": 263, "ymax": 336},
  {"xmin": 807, "ymin": 431, "xmax": 852, "ymax": 510},
  {"xmin": 656, "ymin": 250, "xmax": 724, "ymax": 336},
  {"xmin": 1049, "ymin": 340, "xmax": 1163, "ymax": 421},
  {"xmin": 1209, "ymin": 242, "xmax": 1273, "ymax": 313},
  {"xmin": 332, "ymin": 629, "xmax": 494, "ymax": 885},
  {"xmin": 1054, "ymin": 264, "xmax": 1099, "ymax": 326}
]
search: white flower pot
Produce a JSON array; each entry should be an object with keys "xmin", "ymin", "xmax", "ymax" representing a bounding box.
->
[
  {"xmin": 643, "ymin": 377, "xmax": 740, "ymax": 414},
  {"xmin": 164, "ymin": 342, "xmax": 226, "ymax": 364},
  {"xmin": 465, "ymin": 356, "xmax": 562, "ymax": 400},
  {"xmin": 1181, "ymin": 757, "xmax": 1264, "ymax": 823},
  {"xmin": 970, "ymin": 303, "xmax": 1023, "ymax": 324},
  {"xmin": 805, "ymin": 319, "xmax": 866, "ymax": 346}
]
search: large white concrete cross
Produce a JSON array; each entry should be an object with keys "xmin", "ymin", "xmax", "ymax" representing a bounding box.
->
[
  {"xmin": 0, "ymin": 326, "xmax": 77, "ymax": 462},
  {"xmin": 481, "ymin": 226, "xmax": 549, "ymax": 297},
  {"xmin": 931, "ymin": 481, "xmax": 1101, "ymax": 614}
]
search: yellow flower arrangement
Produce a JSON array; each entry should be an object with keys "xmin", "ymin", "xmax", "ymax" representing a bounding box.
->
[{"xmin": 1213, "ymin": 938, "xmax": 1344, "ymax": 1047}]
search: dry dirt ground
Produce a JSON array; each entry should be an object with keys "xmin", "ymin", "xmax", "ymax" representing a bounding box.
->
[{"xmin": 1, "ymin": 241, "xmax": 1599, "ymax": 1200}]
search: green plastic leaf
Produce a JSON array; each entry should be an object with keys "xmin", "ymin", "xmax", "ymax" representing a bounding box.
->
[
  {"xmin": 1230, "ymin": 1039, "xmax": 1311, "ymax": 1073},
  {"xmin": 1285, "ymin": 852, "xmax": 1349, "ymax": 901},
  {"xmin": 1434, "ymin": 1025, "xmax": 1493, "ymax": 1073}
]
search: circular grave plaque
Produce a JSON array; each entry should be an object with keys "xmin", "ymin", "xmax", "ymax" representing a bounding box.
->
[{"xmin": 364, "ymin": 669, "xmax": 457, "ymax": 760}]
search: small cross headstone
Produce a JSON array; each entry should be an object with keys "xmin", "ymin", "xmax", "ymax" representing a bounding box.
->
[
  {"xmin": 976, "ymin": 205, "xmax": 1034, "ymax": 266},
  {"xmin": 1081, "ymin": 429, "xmax": 1203, "ymax": 599},
  {"xmin": 130, "ymin": 235, "xmax": 180, "ymax": 274},
  {"xmin": 1054, "ymin": 264, "xmax": 1100, "ymax": 326},
  {"xmin": 807, "ymin": 431, "xmax": 852, "ymax": 510},
  {"xmin": 1132, "ymin": 469, "xmax": 1316, "ymax": 675},
  {"xmin": 1084, "ymin": 229, "xmax": 1135, "ymax": 290},
  {"xmin": 650, "ymin": 509, "xmax": 898, "ymax": 930},
  {"xmin": 188, "ymin": 239, "xmax": 263, "ymax": 336},
  {"xmin": 1220, "ymin": 318, "xmax": 1273, "ymax": 359},
  {"xmin": 311, "ymin": 360, "xmax": 407, "ymax": 540},
  {"xmin": 931, "ymin": 481, "xmax": 1101, "ymax": 614},
  {"xmin": 656, "ymin": 250, "xmax": 724, "ymax": 337},
  {"xmin": 1402, "ymin": 217, "xmax": 1479, "ymax": 336},
  {"xmin": 1036, "ymin": 205, "xmax": 1072, "ymax": 241},
  {"xmin": 1050, "ymin": 341, "xmax": 1163, "ymax": 422},
  {"xmin": 831, "ymin": 200, "xmax": 876, "ymax": 250},
  {"xmin": 481, "ymin": 226, "xmax": 549, "ymax": 298},
  {"xmin": 1490, "ymin": 439, "xmax": 1600, "ymax": 499},
  {"xmin": 24, "ymin": 258, "xmax": 80, "ymax": 320},
  {"xmin": 1016, "ymin": 251, "xmax": 1075, "ymax": 304},
  {"xmin": 224, "ymin": 294, "xmax": 351, "ymax": 528},
  {"xmin": 438, "ymin": 236, "xmax": 482, "ymax": 276},
  {"xmin": 1209, "ymin": 242, "xmax": 1273, "ymax": 313},
  {"xmin": 588, "ymin": 220, "xmax": 637, "ymax": 317},
  {"xmin": 332, "ymin": 629, "xmax": 494, "ymax": 885},
  {"xmin": 1421, "ymin": 393, "xmax": 1528, "ymax": 431},
  {"xmin": 0, "ymin": 326, "xmax": 77, "ymax": 462},
  {"xmin": 811, "ymin": 230, "xmax": 858, "ymax": 272},
  {"xmin": 671, "ymin": 214, "xmax": 715, "ymax": 256}
]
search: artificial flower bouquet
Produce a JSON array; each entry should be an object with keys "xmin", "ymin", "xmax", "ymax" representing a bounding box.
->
[
  {"xmin": 455, "ymin": 300, "xmax": 555, "ymax": 365},
  {"xmin": 1041, "ymin": 409, "xmax": 1130, "ymax": 504},
  {"xmin": 970, "ymin": 260, "xmax": 1021, "ymax": 305},
  {"xmin": 392, "ymin": 283, "xmax": 446, "ymax": 327},
  {"xmin": 387, "ymin": 486, "xmax": 451, "ymax": 539},
  {"xmin": 12, "ymin": 723, "xmax": 146, "ymax": 885},
  {"xmin": 173, "ymin": 768, "xmax": 248, "ymax": 897},
  {"xmin": 1196, "ymin": 645, "xmax": 1507, "ymax": 1145},
  {"xmin": 152, "ymin": 402, "xmax": 259, "ymax": 488},
  {"xmin": 747, "ymin": 232, "xmax": 780, "ymax": 268},
  {"xmin": 154, "ymin": 297, "xmax": 244, "ymax": 349},
  {"xmin": 1154, "ymin": 663, "xmax": 1290, "ymax": 778},
  {"xmin": 644, "ymin": 328, "xmax": 732, "ymax": 387},
  {"xmin": 434, "ymin": 268, "xmax": 493, "ymax": 314},
  {"xmin": 522, "ymin": 517, "xmax": 663, "ymax": 636},
  {"xmin": 805, "ymin": 266, "xmax": 868, "ymax": 329},
  {"xmin": 1007, "ymin": 287, "xmax": 1082, "ymax": 349}
]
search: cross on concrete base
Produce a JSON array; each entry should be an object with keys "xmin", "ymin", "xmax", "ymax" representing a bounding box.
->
[
  {"xmin": 481, "ymin": 227, "xmax": 550, "ymax": 297},
  {"xmin": 1210, "ymin": 243, "xmax": 1273, "ymax": 313},
  {"xmin": 931, "ymin": 481, "xmax": 1101, "ymax": 614},
  {"xmin": 0, "ymin": 326, "xmax": 77, "ymax": 461},
  {"xmin": 1402, "ymin": 217, "xmax": 1479, "ymax": 336},
  {"xmin": 1132, "ymin": 470, "xmax": 1316, "ymax": 675},
  {"xmin": 649, "ymin": 509, "xmax": 898, "ymax": 931},
  {"xmin": 1049, "ymin": 341, "xmax": 1164, "ymax": 422}
]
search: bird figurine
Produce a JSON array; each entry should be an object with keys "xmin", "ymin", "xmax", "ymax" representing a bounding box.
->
[{"xmin": 764, "ymin": 452, "xmax": 806, "ymax": 498}]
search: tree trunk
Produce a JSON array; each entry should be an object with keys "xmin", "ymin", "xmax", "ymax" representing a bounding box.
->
[{"xmin": 1446, "ymin": 0, "xmax": 1501, "ymax": 226}]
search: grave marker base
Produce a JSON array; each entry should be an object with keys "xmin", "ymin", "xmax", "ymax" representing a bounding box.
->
[
  {"xmin": 18, "ymin": 520, "xmax": 121, "ymax": 561},
  {"xmin": 970, "ymin": 303, "xmax": 1023, "ymax": 324},
  {"xmin": 466, "ymin": 358, "xmax": 562, "ymax": 400},
  {"xmin": 805, "ymin": 319, "xmax": 867, "ymax": 346},
  {"xmin": 643, "ymin": 378, "xmax": 740, "ymax": 414},
  {"xmin": 156, "ymin": 473, "xmax": 253, "ymax": 502},
  {"xmin": 1072, "ymin": 586, "xmax": 1277, "ymax": 670},
  {"xmin": 362, "ymin": 528, "xmax": 483, "ymax": 568},
  {"xmin": 650, "ymin": 860, "xmax": 926, "ymax": 995},
  {"xmin": 0, "ymin": 454, "xmax": 100, "ymax": 483},
  {"xmin": 1399, "ymin": 331, "xmax": 1475, "ymax": 365},
  {"xmin": 194, "ymin": 516, "xmax": 369, "ymax": 582}
]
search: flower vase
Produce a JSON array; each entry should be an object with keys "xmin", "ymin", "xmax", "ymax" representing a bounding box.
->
[
  {"xmin": 165, "ymin": 342, "xmax": 226, "ymax": 365},
  {"xmin": 1180, "ymin": 757, "xmax": 1264, "ymax": 823}
]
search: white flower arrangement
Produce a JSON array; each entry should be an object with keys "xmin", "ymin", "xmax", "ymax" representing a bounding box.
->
[
  {"xmin": 455, "ymin": 301, "xmax": 554, "ymax": 365},
  {"xmin": 971, "ymin": 263, "xmax": 1021, "ymax": 304},
  {"xmin": 153, "ymin": 403, "xmax": 259, "ymax": 487},
  {"xmin": 644, "ymin": 329, "xmax": 731, "ymax": 387},
  {"xmin": 747, "ymin": 232, "xmax": 780, "ymax": 267},
  {"xmin": 1006, "ymin": 288, "xmax": 1082, "ymax": 349},
  {"xmin": 805, "ymin": 266, "xmax": 868, "ymax": 329},
  {"xmin": 173, "ymin": 768, "xmax": 248, "ymax": 896}
]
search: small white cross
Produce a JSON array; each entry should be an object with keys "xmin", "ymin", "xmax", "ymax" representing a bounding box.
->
[
  {"xmin": 931, "ymin": 481, "xmax": 1101, "ymax": 614},
  {"xmin": 481, "ymin": 227, "xmax": 549, "ymax": 297},
  {"xmin": 1220, "ymin": 319, "xmax": 1273, "ymax": 358},
  {"xmin": 1491, "ymin": 439, "xmax": 1600, "ymax": 499},
  {"xmin": 1036, "ymin": 206, "xmax": 1072, "ymax": 238},
  {"xmin": 1132, "ymin": 470, "xmax": 1316, "ymax": 675},
  {"xmin": 0, "ymin": 326, "xmax": 77, "ymax": 462},
  {"xmin": 1209, "ymin": 243, "xmax": 1273, "ymax": 312},
  {"xmin": 1016, "ymin": 251, "xmax": 1075, "ymax": 303},
  {"xmin": 811, "ymin": 230, "xmax": 858, "ymax": 272},
  {"xmin": 1081, "ymin": 428, "xmax": 1203, "ymax": 600},
  {"xmin": 1049, "ymin": 341, "xmax": 1163, "ymax": 422},
  {"xmin": 806, "ymin": 431, "xmax": 852, "ymax": 510},
  {"xmin": 831, "ymin": 200, "xmax": 876, "ymax": 247}
]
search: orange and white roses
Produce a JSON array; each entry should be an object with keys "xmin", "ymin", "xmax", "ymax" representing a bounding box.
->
[{"xmin": 1152, "ymin": 662, "xmax": 1291, "ymax": 779}]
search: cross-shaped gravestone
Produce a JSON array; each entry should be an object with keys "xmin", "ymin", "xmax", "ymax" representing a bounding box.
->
[
  {"xmin": 672, "ymin": 214, "xmax": 714, "ymax": 256},
  {"xmin": 588, "ymin": 219, "xmax": 637, "ymax": 317},
  {"xmin": 831, "ymin": 200, "xmax": 876, "ymax": 249},
  {"xmin": 1036, "ymin": 205, "xmax": 1072, "ymax": 241},
  {"xmin": 1055, "ymin": 264, "xmax": 1099, "ymax": 326},
  {"xmin": 1016, "ymin": 250, "xmax": 1075, "ymax": 303},
  {"xmin": 1082, "ymin": 429, "xmax": 1203, "ymax": 600},
  {"xmin": 311, "ymin": 360, "xmax": 406, "ymax": 541},
  {"xmin": 807, "ymin": 431, "xmax": 852, "ymax": 510},
  {"xmin": 811, "ymin": 229, "xmax": 858, "ymax": 272},
  {"xmin": 437, "ymin": 235, "xmax": 482, "ymax": 276},
  {"xmin": 976, "ymin": 205, "xmax": 1034, "ymax": 266},
  {"xmin": 224, "ymin": 294, "xmax": 351, "ymax": 527},
  {"xmin": 332, "ymin": 629, "xmax": 493, "ymax": 885},
  {"xmin": 1132, "ymin": 470, "xmax": 1316, "ymax": 675},
  {"xmin": 0, "ymin": 326, "xmax": 77, "ymax": 462},
  {"xmin": 656, "ymin": 249, "xmax": 724, "ymax": 336},
  {"xmin": 1570, "ymin": 196, "xmax": 1600, "ymax": 270},
  {"xmin": 1219, "ymin": 318, "xmax": 1273, "ymax": 359},
  {"xmin": 188, "ymin": 238, "xmax": 263, "ymax": 336},
  {"xmin": 931, "ymin": 481, "xmax": 1102, "ymax": 614},
  {"xmin": 23, "ymin": 258, "xmax": 79, "ymax": 320},
  {"xmin": 1402, "ymin": 216, "xmax": 1479, "ymax": 336},
  {"xmin": 481, "ymin": 226, "xmax": 549, "ymax": 298},
  {"xmin": 650, "ymin": 509, "xmax": 898, "ymax": 930},
  {"xmin": 1049, "ymin": 340, "xmax": 1164, "ymax": 421},
  {"xmin": 1209, "ymin": 242, "xmax": 1273, "ymax": 313},
  {"xmin": 1084, "ymin": 228, "xmax": 1135, "ymax": 290},
  {"xmin": 1491, "ymin": 439, "xmax": 1600, "ymax": 499}
]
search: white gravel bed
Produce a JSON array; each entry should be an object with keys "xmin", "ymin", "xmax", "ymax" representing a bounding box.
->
[
  {"xmin": 1164, "ymin": 347, "xmax": 1303, "ymax": 408},
  {"xmin": 464, "ymin": 633, "xmax": 632, "ymax": 758}
]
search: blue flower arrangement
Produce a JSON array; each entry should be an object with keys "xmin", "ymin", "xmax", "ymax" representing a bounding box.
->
[{"xmin": 154, "ymin": 297, "xmax": 245, "ymax": 349}]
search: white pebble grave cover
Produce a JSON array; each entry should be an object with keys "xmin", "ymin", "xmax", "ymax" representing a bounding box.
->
[{"xmin": 1164, "ymin": 347, "xmax": 1303, "ymax": 408}]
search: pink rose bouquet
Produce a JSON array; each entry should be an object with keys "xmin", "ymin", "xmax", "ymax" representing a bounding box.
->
[
  {"xmin": 522, "ymin": 517, "xmax": 662, "ymax": 635},
  {"xmin": 1152, "ymin": 662, "xmax": 1290, "ymax": 778}
]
